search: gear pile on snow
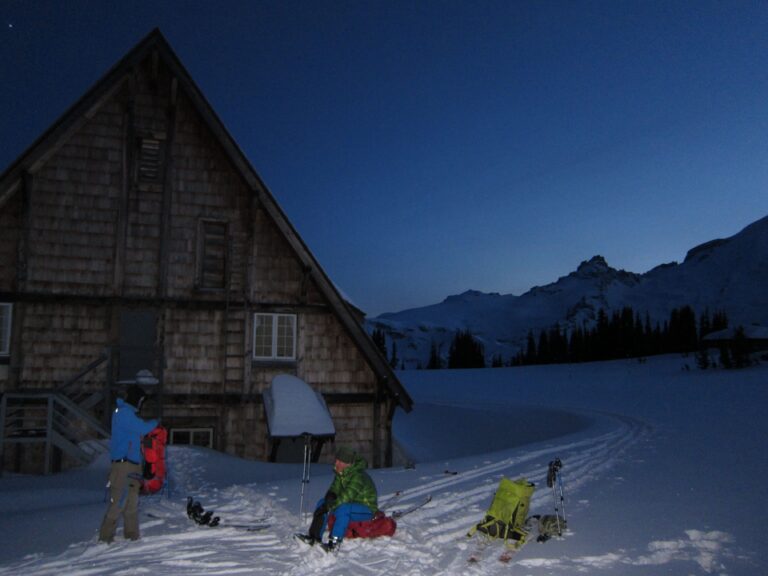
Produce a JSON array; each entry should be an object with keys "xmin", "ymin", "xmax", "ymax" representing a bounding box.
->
[
  {"xmin": 532, "ymin": 514, "xmax": 568, "ymax": 542},
  {"xmin": 187, "ymin": 497, "xmax": 220, "ymax": 527},
  {"xmin": 140, "ymin": 425, "xmax": 168, "ymax": 495},
  {"xmin": 467, "ymin": 477, "xmax": 535, "ymax": 549}
]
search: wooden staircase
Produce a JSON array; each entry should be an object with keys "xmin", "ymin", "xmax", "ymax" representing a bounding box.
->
[{"xmin": 0, "ymin": 351, "xmax": 112, "ymax": 475}]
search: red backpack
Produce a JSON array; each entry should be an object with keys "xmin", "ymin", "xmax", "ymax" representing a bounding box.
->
[
  {"xmin": 140, "ymin": 426, "xmax": 168, "ymax": 494},
  {"xmin": 326, "ymin": 510, "xmax": 397, "ymax": 539}
]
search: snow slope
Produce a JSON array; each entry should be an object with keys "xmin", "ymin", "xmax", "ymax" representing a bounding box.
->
[{"xmin": 0, "ymin": 355, "xmax": 765, "ymax": 575}]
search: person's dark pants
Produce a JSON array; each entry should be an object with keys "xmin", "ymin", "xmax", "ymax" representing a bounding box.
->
[{"xmin": 99, "ymin": 461, "xmax": 142, "ymax": 542}]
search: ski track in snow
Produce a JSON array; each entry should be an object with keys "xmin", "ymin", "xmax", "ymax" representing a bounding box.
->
[{"xmin": 0, "ymin": 410, "xmax": 651, "ymax": 576}]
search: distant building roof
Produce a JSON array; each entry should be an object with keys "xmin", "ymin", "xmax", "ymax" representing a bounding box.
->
[{"xmin": 703, "ymin": 326, "xmax": 768, "ymax": 341}]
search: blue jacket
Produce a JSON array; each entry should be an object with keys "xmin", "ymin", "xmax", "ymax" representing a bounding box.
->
[{"xmin": 109, "ymin": 398, "xmax": 158, "ymax": 463}]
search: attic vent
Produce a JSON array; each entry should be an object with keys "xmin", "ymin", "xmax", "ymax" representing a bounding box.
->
[
  {"xmin": 138, "ymin": 138, "xmax": 164, "ymax": 183},
  {"xmin": 197, "ymin": 220, "xmax": 228, "ymax": 290},
  {"xmin": 0, "ymin": 303, "xmax": 12, "ymax": 356}
]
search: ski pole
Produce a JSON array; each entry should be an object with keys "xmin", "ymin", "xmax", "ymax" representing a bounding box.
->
[
  {"xmin": 299, "ymin": 434, "xmax": 311, "ymax": 521},
  {"xmin": 547, "ymin": 459, "xmax": 563, "ymax": 536},
  {"xmin": 557, "ymin": 466, "xmax": 566, "ymax": 525}
]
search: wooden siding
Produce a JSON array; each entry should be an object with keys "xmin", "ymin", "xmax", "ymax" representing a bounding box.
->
[
  {"xmin": 24, "ymin": 98, "xmax": 123, "ymax": 295},
  {"xmin": 18, "ymin": 302, "xmax": 110, "ymax": 388},
  {"xmin": 168, "ymin": 88, "xmax": 251, "ymax": 299},
  {"xmin": 0, "ymin": 191, "xmax": 21, "ymax": 292}
]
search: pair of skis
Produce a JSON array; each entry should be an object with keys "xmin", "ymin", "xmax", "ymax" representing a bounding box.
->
[
  {"xmin": 148, "ymin": 497, "xmax": 273, "ymax": 532},
  {"xmin": 389, "ymin": 494, "xmax": 432, "ymax": 519},
  {"xmin": 147, "ymin": 513, "xmax": 271, "ymax": 532},
  {"xmin": 466, "ymin": 516, "xmax": 537, "ymax": 564}
]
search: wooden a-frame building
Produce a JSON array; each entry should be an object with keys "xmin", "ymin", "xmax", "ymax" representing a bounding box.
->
[{"xmin": 0, "ymin": 29, "xmax": 411, "ymax": 474}]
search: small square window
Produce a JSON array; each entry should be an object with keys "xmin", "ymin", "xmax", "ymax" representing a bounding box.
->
[
  {"xmin": 253, "ymin": 313, "xmax": 296, "ymax": 361},
  {"xmin": 170, "ymin": 428, "xmax": 213, "ymax": 448}
]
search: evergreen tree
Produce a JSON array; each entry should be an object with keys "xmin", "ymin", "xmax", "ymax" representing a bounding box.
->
[
  {"xmin": 547, "ymin": 326, "xmax": 566, "ymax": 363},
  {"xmin": 696, "ymin": 308, "xmax": 712, "ymax": 370},
  {"xmin": 698, "ymin": 308, "xmax": 712, "ymax": 340},
  {"xmin": 680, "ymin": 306, "xmax": 698, "ymax": 353},
  {"xmin": 427, "ymin": 340, "xmax": 443, "ymax": 369},
  {"xmin": 730, "ymin": 326, "xmax": 750, "ymax": 369},
  {"xmin": 371, "ymin": 327, "xmax": 387, "ymax": 358},
  {"xmin": 525, "ymin": 330, "xmax": 537, "ymax": 363},
  {"xmin": 643, "ymin": 313, "xmax": 654, "ymax": 356},
  {"xmin": 448, "ymin": 330, "xmax": 486, "ymax": 368},
  {"xmin": 712, "ymin": 310, "xmax": 729, "ymax": 332},
  {"xmin": 595, "ymin": 309, "xmax": 610, "ymax": 359},
  {"xmin": 633, "ymin": 311, "xmax": 645, "ymax": 358},
  {"xmin": 568, "ymin": 326, "xmax": 585, "ymax": 363},
  {"xmin": 389, "ymin": 341, "xmax": 399, "ymax": 369},
  {"xmin": 537, "ymin": 329, "xmax": 550, "ymax": 364}
]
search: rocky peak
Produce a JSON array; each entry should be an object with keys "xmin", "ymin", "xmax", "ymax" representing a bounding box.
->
[{"xmin": 573, "ymin": 255, "xmax": 612, "ymax": 278}]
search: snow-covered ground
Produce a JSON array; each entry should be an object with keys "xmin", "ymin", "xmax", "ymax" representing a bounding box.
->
[{"xmin": 0, "ymin": 355, "xmax": 765, "ymax": 575}]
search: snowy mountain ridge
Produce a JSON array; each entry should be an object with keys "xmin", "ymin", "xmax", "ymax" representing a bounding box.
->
[{"xmin": 367, "ymin": 214, "xmax": 768, "ymax": 367}]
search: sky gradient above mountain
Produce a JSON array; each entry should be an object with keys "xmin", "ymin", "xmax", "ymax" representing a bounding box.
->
[{"xmin": 3, "ymin": 1, "xmax": 768, "ymax": 315}]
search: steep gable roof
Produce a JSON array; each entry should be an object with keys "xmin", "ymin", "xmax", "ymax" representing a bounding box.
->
[{"xmin": 0, "ymin": 28, "xmax": 412, "ymax": 412}]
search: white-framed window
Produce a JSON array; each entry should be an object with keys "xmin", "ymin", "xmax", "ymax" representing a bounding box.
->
[
  {"xmin": 253, "ymin": 313, "xmax": 297, "ymax": 361},
  {"xmin": 170, "ymin": 428, "xmax": 213, "ymax": 448},
  {"xmin": 0, "ymin": 303, "xmax": 12, "ymax": 356}
]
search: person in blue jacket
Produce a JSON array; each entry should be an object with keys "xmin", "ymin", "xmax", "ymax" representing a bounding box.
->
[{"xmin": 98, "ymin": 384, "xmax": 158, "ymax": 543}]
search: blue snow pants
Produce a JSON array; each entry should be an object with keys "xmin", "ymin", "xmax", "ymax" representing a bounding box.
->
[{"xmin": 316, "ymin": 498, "xmax": 373, "ymax": 541}]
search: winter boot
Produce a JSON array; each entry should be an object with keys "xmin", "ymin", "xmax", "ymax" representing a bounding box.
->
[
  {"xmin": 321, "ymin": 536, "xmax": 341, "ymax": 553},
  {"xmin": 294, "ymin": 533, "xmax": 318, "ymax": 546}
]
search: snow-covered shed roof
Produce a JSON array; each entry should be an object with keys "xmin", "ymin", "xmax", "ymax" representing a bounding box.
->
[{"xmin": 263, "ymin": 374, "xmax": 335, "ymax": 438}]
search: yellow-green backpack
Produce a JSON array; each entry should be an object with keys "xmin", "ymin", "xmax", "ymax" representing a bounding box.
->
[{"xmin": 468, "ymin": 477, "xmax": 535, "ymax": 548}]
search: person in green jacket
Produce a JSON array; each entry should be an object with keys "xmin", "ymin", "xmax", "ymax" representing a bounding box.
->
[{"xmin": 296, "ymin": 446, "xmax": 378, "ymax": 551}]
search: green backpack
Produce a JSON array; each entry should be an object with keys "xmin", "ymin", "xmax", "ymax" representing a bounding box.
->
[
  {"xmin": 535, "ymin": 514, "xmax": 567, "ymax": 542},
  {"xmin": 468, "ymin": 477, "xmax": 535, "ymax": 548}
]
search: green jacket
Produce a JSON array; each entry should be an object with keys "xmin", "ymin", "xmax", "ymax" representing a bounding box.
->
[{"xmin": 328, "ymin": 455, "xmax": 378, "ymax": 513}]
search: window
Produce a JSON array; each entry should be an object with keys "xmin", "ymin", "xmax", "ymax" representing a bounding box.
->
[
  {"xmin": 170, "ymin": 428, "xmax": 213, "ymax": 448},
  {"xmin": 253, "ymin": 313, "xmax": 296, "ymax": 361},
  {"xmin": 197, "ymin": 220, "xmax": 228, "ymax": 290},
  {"xmin": 0, "ymin": 304, "xmax": 11, "ymax": 356},
  {"xmin": 137, "ymin": 137, "xmax": 164, "ymax": 184}
]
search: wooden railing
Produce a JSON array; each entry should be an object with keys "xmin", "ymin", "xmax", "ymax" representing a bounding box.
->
[
  {"xmin": 0, "ymin": 392, "xmax": 110, "ymax": 475},
  {"xmin": 0, "ymin": 350, "xmax": 112, "ymax": 475}
]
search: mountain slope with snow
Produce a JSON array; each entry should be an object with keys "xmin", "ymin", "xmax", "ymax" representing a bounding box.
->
[{"xmin": 368, "ymin": 215, "xmax": 768, "ymax": 367}]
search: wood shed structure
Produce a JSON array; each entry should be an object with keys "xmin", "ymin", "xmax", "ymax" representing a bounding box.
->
[{"xmin": 0, "ymin": 29, "xmax": 412, "ymax": 474}]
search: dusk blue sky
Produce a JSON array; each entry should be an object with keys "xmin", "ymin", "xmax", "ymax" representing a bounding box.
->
[{"xmin": 3, "ymin": 1, "xmax": 768, "ymax": 317}]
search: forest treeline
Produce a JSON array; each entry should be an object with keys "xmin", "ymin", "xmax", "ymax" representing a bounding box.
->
[{"xmin": 372, "ymin": 306, "xmax": 756, "ymax": 370}]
